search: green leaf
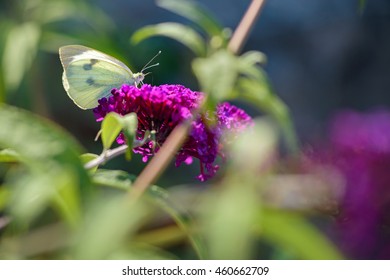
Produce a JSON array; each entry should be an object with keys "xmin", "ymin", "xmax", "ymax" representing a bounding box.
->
[
  {"xmin": 156, "ymin": 0, "xmax": 223, "ymax": 37},
  {"xmin": 131, "ymin": 23, "xmax": 206, "ymax": 56},
  {"xmin": 2, "ymin": 22, "xmax": 41, "ymax": 92},
  {"xmin": 147, "ymin": 185, "xmax": 207, "ymax": 259},
  {"xmin": 119, "ymin": 113, "xmax": 138, "ymax": 160},
  {"xmin": 101, "ymin": 112, "xmax": 123, "ymax": 150},
  {"xmin": 0, "ymin": 149, "xmax": 22, "ymax": 163},
  {"xmin": 92, "ymin": 169, "xmax": 135, "ymax": 191},
  {"xmin": 192, "ymin": 49, "xmax": 238, "ymax": 102},
  {"xmin": 80, "ymin": 153, "xmax": 99, "ymax": 173},
  {"xmin": 259, "ymin": 209, "xmax": 343, "ymax": 259},
  {"xmin": 101, "ymin": 112, "xmax": 137, "ymax": 160}
]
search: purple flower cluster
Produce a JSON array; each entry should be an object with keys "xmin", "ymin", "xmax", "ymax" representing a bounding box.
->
[
  {"xmin": 93, "ymin": 84, "xmax": 252, "ymax": 181},
  {"xmin": 307, "ymin": 110, "xmax": 390, "ymax": 259},
  {"xmin": 330, "ymin": 110, "xmax": 390, "ymax": 259}
]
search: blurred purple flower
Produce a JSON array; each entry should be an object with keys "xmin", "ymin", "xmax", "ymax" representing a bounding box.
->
[
  {"xmin": 93, "ymin": 84, "xmax": 252, "ymax": 181},
  {"xmin": 216, "ymin": 102, "xmax": 254, "ymax": 139},
  {"xmin": 309, "ymin": 110, "xmax": 390, "ymax": 259}
]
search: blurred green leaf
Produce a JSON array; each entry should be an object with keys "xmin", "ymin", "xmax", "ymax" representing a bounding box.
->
[
  {"xmin": 39, "ymin": 31, "xmax": 83, "ymax": 53},
  {"xmin": 147, "ymin": 185, "xmax": 207, "ymax": 259},
  {"xmin": 0, "ymin": 104, "xmax": 85, "ymax": 167},
  {"xmin": 36, "ymin": 0, "xmax": 115, "ymax": 29},
  {"xmin": 72, "ymin": 195, "xmax": 149, "ymax": 259},
  {"xmin": 131, "ymin": 23, "xmax": 206, "ymax": 56},
  {"xmin": 229, "ymin": 119, "xmax": 277, "ymax": 172},
  {"xmin": 192, "ymin": 49, "xmax": 238, "ymax": 103},
  {"xmin": 0, "ymin": 104, "xmax": 90, "ymax": 226},
  {"xmin": 0, "ymin": 222, "xmax": 70, "ymax": 259},
  {"xmin": 109, "ymin": 243, "xmax": 177, "ymax": 260},
  {"xmin": 92, "ymin": 169, "xmax": 135, "ymax": 191},
  {"xmin": 2, "ymin": 22, "xmax": 41, "ymax": 92},
  {"xmin": 240, "ymin": 50, "xmax": 267, "ymax": 66},
  {"xmin": 201, "ymin": 181, "xmax": 258, "ymax": 259},
  {"xmin": 0, "ymin": 188, "xmax": 9, "ymax": 212},
  {"xmin": 92, "ymin": 173, "xmax": 207, "ymax": 258},
  {"xmin": 8, "ymin": 167, "xmax": 81, "ymax": 228},
  {"xmin": 51, "ymin": 172, "xmax": 82, "ymax": 228},
  {"xmin": 0, "ymin": 149, "xmax": 22, "ymax": 163},
  {"xmin": 30, "ymin": 0, "xmax": 86, "ymax": 24},
  {"xmin": 238, "ymin": 51, "xmax": 268, "ymax": 80},
  {"xmin": 237, "ymin": 77, "xmax": 298, "ymax": 153},
  {"xmin": 198, "ymin": 121, "xmax": 276, "ymax": 260},
  {"xmin": 259, "ymin": 209, "xmax": 343, "ymax": 259},
  {"xmin": 156, "ymin": 0, "xmax": 223, "ymax": 37},
  {"xmin": 134, "ymin": 224, "xmax": 187, "ymax": 249},
  {"xmin": 0, "ymin": 20, "xmax": 14, "ymax": 101}
]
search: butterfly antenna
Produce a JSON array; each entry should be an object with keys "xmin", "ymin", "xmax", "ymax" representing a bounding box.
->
[
  {"xmin": 143, "ymin": 72, "xmax": 155, "ymax": 85},
  {"xmin": 141, "ymin": 51, "xmax": 161, "ymax": 72}
]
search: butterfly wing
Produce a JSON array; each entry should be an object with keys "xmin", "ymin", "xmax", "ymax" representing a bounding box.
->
[{"xmin": 60, "ymin": 45, "xmax": 136, "ymax": 109}]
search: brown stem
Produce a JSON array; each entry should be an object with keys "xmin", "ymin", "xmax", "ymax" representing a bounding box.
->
[
  {"xmin": 228, "ymin": 0, "xmax": 266, "ymax": 54},
  {"xmin": 129, "ymin": 0, "xmax": 266, "ymax": 198},
  {"xmin": 129, "ymin": 120, "xmax": 191, "ymax": 200}
]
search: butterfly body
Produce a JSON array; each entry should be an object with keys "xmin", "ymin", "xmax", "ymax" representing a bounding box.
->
[{"xmin": 59, "ymin": 45, "xmax": 144, "ymax": 109}]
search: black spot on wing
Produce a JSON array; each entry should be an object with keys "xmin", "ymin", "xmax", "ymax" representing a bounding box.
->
[
  {"xmin": 86, "ymin": 78, "xmax": 95, "ymax": 85},
  {"xmin": 83, "ymin": 64, "xmax": 92, "ymax": 70},
  {"xmin": 83, "ymin": 59, "xmax": 98, "ymax": 71}
]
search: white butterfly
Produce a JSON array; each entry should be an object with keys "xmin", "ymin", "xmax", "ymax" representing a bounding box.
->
[{"xmin": 59, "ymin": 45, "xmax": 159, "ymax": 109}]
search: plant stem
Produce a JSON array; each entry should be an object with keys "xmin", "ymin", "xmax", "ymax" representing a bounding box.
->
[
  {"xmin": 84, "ymin": 145, "xmax": 128, "ymax": 169},
  {"xmin": 228, "ymin": 0, "xmax": 266, "ymax": 54},
  {"xmin": 129, "ymin": 0, "xmax": 266, "ymax": 198}
]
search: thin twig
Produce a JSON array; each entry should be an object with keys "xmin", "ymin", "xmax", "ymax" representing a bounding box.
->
[
  {"xmin": 84, "ymin": 145, "xmax": 128, "ymax": 169},
  {"xmin": 128, "ymin": 0, "xmax": 266, "ymax": 198}
]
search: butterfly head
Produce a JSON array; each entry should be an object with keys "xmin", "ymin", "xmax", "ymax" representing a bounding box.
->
[
  {"xmin": 134, "ymin": 51, "xmax": 161, "ymax": 86},
  {"xmin": 133, "ymin": 72, "xmax": 145, "ymax": 86}
]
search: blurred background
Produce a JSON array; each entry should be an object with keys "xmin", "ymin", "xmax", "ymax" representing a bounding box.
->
[
  {"xmin": 1, "ymin": 0, "xmax": 390, "ymax": 261},
  {"xmin": 0, "ymin": 0, "xmax": 389, "ymax": 181}
]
